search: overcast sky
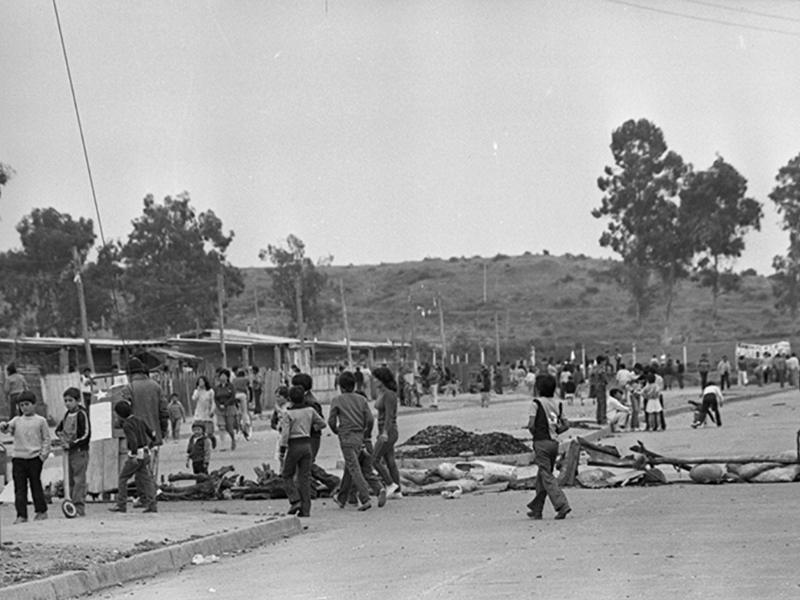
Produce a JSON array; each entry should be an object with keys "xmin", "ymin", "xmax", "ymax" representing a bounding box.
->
[{"xmin": 2, "ymin": 0, "xmax": 799, "ymax": 273}]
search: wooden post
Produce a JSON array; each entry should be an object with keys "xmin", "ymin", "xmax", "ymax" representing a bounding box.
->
[
  {"xmin": 339, "ymin": 278, "xmax": 353, "ymax": 367},
  {"xmin": 295, "ymin": 270, "xmax": 306, "ymax": 371},
  {"xmin": 437, "ymin": 294, "xmax": 447, "ymax": 364},
  {"xmin": 253, "ymin": 286, "xmax": 261, "ymax": 334},
  {"xmin": 494, "ymin": 312, "xmax": 501, "ymax": 363},
  {"xmin": 73, "ymin": 247, "xmax": 95, "ymax": 372},
  {"xmin": 217, "ymin": 271, "xmax": 227, "ymax": 368}
]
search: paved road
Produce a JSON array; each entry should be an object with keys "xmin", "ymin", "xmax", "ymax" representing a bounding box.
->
[{"xmin": 98, "ymin": 385, "xmax": 800, "ymax": 600}]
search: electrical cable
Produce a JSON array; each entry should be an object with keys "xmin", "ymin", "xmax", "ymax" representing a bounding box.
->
[
  {"xmin": 52, "ymin": 0, "xmax": 133, "ymax": 367},
  {"xmin": 604, "ymin": 0, "xmax": 800, "ymax": 37}
]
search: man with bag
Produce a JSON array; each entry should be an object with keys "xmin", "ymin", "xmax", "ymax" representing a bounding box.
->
[
  {"xmin": 525, "ymin": 373, "xmax": 571, "ymax": 520},
  {"xmin": 121, "ymin": 358, "xmax": 168, "ymax": 482}
]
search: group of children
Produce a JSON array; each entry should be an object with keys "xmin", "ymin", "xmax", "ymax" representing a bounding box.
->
[
  {"xmin": 271, "ymin": 369, "xmax": 403, "ymax": 517},
  {"xmin": 0, "ymin": 379, "xmax": 215, "ymax": 523}
]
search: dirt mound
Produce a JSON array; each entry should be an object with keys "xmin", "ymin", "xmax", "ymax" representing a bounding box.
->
[{"xmin": 399, "ymin": 425, "xmax": 531, "ymax": 458}]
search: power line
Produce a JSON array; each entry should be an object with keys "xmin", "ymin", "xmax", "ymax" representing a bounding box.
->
[
  {"xmin": 604, "ymin": 0, "xmax": 800, "ymax": 37},
  {"xmin": 679, "ymin": 0, "xmax": 800, "ymax": 24}
]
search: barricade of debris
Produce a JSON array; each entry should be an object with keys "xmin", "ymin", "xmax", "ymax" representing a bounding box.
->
[
  {"xmin": 565, "ymin": 435, "xmax": 800, "ymax": 488},
  {"xmin": 398, "ymin": 425, "xmax": 532, "ymax": 458}
]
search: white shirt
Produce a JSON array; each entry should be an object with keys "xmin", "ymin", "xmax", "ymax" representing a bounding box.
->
[
  {"xmin": 607, "ymin": 395, "xmax": 631, "ymax": 418},
  {"xmin": 702, "ymin": 384, "xmax": 724, "ymax": 406}
]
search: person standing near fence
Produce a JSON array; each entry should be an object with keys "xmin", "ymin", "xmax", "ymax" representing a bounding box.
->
[
  {"xmin": 4, "ymin": 363, "xmax": 28, "ymax": 418},
  {"xmin": 717, "ymin": 355, "xmax": 731, "ymax": 391},
  {"xmin": 590, "ymin": 356, "xmax": 609, "ymax": 425},
  {"xmin": 736, "ymin": 355, "xmax": 749, "ymax": 387},
  {"xmin": 697, "ymin": 354, "xmax": 710, "ymax": 389}
]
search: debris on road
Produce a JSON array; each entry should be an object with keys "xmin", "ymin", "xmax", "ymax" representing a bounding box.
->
[{"xmin": 399, "ymin": 425, "xmax": 531, "ymax": 458}]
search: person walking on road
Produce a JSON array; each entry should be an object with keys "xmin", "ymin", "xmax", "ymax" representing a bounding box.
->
[
  {"xmin": 525, "ymin": 374, "xmax": 571, "ymax": 520},
  {"xmin": 328, "ymin": 371, "xmax": 374, "ymax": 511},
  {"xmin": 372, "ymin": 366, "xmax": 402, "ymax": 499}
]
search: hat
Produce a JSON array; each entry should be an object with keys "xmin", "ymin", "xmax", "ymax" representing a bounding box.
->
[
  {"xmin": 128, "ymin": 357, "xmax": 146, "ymax": 374},
  {"xmin": 63, "ymin": 387, "xmax": 81, "ymax": 401}
]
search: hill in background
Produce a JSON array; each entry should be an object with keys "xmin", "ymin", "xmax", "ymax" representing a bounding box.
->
[{"xmin": 227, "ymin": 253, "xmax": 790, "ymax": 363}]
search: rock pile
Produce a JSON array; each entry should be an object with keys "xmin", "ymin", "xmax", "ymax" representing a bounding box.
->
[{"xmin": 399, "ymin": 425, "xmax": 531, "ymax": 458}]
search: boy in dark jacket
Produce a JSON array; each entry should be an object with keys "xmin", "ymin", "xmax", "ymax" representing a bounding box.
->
[
  {"xmin": 185, "ymin": 422, "xmax": 212, "ymax": 475},
  {"xmin": 55, "ymin": 387, "xmax": 91, "ymax": 516},
  {"xmin": 109, "ymin": 401, "xmax": 157, "ymax": 513}
]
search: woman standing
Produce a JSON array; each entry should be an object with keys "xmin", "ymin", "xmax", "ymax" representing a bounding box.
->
[
  {"xmin": 192, "ymin": 376, "xmax": 217, "ymax": 448},
  {"xmin": 213, "ymin": 369, "xmax": 237, "ymax": 451},
  {"xmin": 372, "ymin": 366, "xmax": 402, "ymax": 498}
]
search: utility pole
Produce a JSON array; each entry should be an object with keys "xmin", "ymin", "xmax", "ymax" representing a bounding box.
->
[
  {"xmin": 339, "ymin": 278, "xmax": 353, "ymax": 367},
  {"xmin": 253, "ymin": 286, "xmax": 261, "ymax": 334},
  {"xmin": 295, "ymin": 270, "xmax": 306, "ymax": 371},
  {"xmin": 72, "ymin": 247, "xmax": 95, "ymax": 372},
  {"xmin": 437, "ymin": 294, "xmax": 447, "ymax": 365},
  {"xmin": 494, "ymin": 311, "xmax": 501, "ymax": 364},
  {"xmin": 483, "ymin": 262, "xmax": 487, "ymax": 303},
  {"xmin": 217, "ymin": 270, "xmax": 227, "ymax": 368}
]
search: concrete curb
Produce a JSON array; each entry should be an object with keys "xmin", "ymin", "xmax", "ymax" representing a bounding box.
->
[{"xmin": 2, "ymin": 516, "xmax": 302, "ymax": 600}]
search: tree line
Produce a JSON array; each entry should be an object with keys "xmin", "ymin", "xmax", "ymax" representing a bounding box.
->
[
  {"xmin": 0, "ymin": 186, "xmax": 325, "ymax": 339},
  {"xmin": 595, "ymin": 118, "xmax": 800, "ymax": 341}
]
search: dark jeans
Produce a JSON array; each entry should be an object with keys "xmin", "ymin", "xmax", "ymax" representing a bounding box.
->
[
  {"xmin": 528, "ymin": 440, "xmax": 568, "ymax": 516},
  {"xmin": 12, "ymin": 457, "xmax": 47, "ymax": 519},
  {"xmin": 373, "ymin": 429, "xmax": 400, "ymax": 487},
  {"xmin": 697, "ymin": 394, "xmax": 722, "ymax": 427},
  {"xmin": 116, "ymin": 454, "xmax": 156, "ymax": 509},
  {"xmin": 344, "ymin": 442, "xmax": 383, "ymax": 501},
  {"xmin": 595, "ymin": 385, "xmax": 607, "ymax": 424},
  {"xmin": 337, "ymin": 442, "xmax": 371, "ymax": 505},
  {"xmin": 720, "ymin": 373, "xmax": 730, "ymax": 391},
  {"xmin": 67, "ymin": 448, "xmax": 89, "ymax": 510},
  {"xmin": 699, "ymin": 372, "xmax": 709, "ymax": 389},
  {"xmin": 282, "ymin": 438, "xmax": 312, "ymax": 516}
]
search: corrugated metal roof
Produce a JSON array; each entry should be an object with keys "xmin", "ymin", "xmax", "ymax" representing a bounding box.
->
[{"xmin": 0, "ymin": 336, "xmax": 165, "ymax": 347}]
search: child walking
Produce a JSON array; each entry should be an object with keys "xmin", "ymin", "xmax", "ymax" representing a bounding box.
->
[
  {"xmin": 0, "ymin": 391, "xmax": 51, "ymax": 523},
  {"xmin": 167, "ymin": 393, "xmax": 186, "ymax": 441},
  {"xmin": 109, "ymin": 401, "xmax": 157, "ymax": 513},
  {"xmin": 55, "ymin": 387, "xmax": 91, "ymax": 516},
  {"xmin": 279, "ymin": 385, "xmax": 327, "ymax": 517},
  {"xmin": 642, "ymin": 373, "xmax": 663, "ymax": 432},
  {"xmin": 185, "ymin": 422, "xmax": 212, "ymax": 475}
]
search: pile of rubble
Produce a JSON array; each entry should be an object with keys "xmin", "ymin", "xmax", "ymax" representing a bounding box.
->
[{"xmin": 399, "ymin": 425, "xmax": 531, "ymax": 458}]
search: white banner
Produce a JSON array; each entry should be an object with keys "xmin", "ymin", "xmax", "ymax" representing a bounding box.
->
[{"xmin": 735, "ymin": 341, "xmax": 791, "ymax": 359}]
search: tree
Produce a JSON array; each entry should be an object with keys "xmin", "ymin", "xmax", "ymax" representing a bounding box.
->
[
  {"xmin": 0, "ymin": 207, "xmax": 95, "ymax": 334},
  {"xmin": 259, "ymin": 234, "xmax": 328, "ymax": 336},
  {"xmin": 594, "ymin": 118, "xmax": 691, "ymax": 336},
  {"xmin": 0, "ymin": 163, "xmax": 13, "ymax": 198},
  {"xmin": 680, "ymin": 156, "xmax": 762, "ymax": 323},
  {"xmin": 769, "ymin": 153, "xmax": 800, "ymax": 320},
  {"xmin": 119, "ymin": 193, "xmax": 243, "ymax": 336}
]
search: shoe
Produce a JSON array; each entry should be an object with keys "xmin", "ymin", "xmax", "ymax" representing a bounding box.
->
[
  {"xmin": 108, "ymin": 506, "xmax": 127, "ymax": 513},
  {"xmin": 142, "ymin": 506, "xmax": 158, "ymax": 513},
  {"xmin": 13, "ymin": 517, "xmax": 28, "ymax": 524},
  {"xmin": 389, "ymin": 491, "xmax": 404, "ymax": 499},
  {"xmin": 554, "ymin": 506, "xmax": 572, "ymax": 520},
  {"xmin": 386, "ymin": 483, "xmax": 399, "ymax": 496},
  {"xmin": 287, "ymin": 503, "xmax": 302, "ymax": 515},
  {"xmin": 333, "ymin": 495, "xmax": 347, "ymax": 509},
  {"xmin": 526, "ymin": 511, "xmax": 542, "ymax": 520},
  {"xmin": 377, "ymin": 488, "xmax": 387, "ymax": 508},
  {"xmin": 34, "ymin": 512, "xmax": 47, "ymax": 521},
  {"xmin": 357, "ymin": 500, "xmax": 372, "ymax": 512}
]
